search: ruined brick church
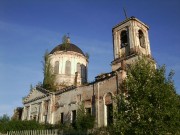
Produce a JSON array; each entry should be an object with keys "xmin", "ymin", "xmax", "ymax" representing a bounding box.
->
[{"xmin": 21, "ymin": 16, "xmax": 152, "ymax": 127}]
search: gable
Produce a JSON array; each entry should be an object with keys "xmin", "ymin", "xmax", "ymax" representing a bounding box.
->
[{"xmin": 24, "ymin": 88, "xmax": 47, "ymax": 103}]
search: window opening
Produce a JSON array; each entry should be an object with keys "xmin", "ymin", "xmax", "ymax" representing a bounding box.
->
[
  {"xmin": 33, "ymin": 115, "xmax": 36, "ymax": 120},
  {"xmin": 85, "ymin": 108, "xmax": 91, "ymax": 115},
  {"xmin": 72, "ymin": 110, "xmax": 76, "ymax": 127},
  {"xmin": 81, "ymin": 64, "xmax": 86, "ymax": 78},
  {"xmin": 72, "ymin": 110, "xmax": 76, "ymax": 123},
  {"xmin": 77, "ymin": 63, "xmax": 81, "ymax": 74},
  {"xmin": 44, "ymin": 115, "xmax": 47, "ymax": 124},
  {"xmin": 65, "ymin": 60, "xmax": 71, "ymax": 75},
  {"xmin": 106, "ymin": 104, "xmax": 113, "ymax": 126},
  {"xmin": 54, "ymin": 61, "xmax": 59, "ymax": 74},
  {"xmin": 121, "ymin": 30, "xmax": 128, "ymax": 47},
  {"xmin": 61, "ymin": 113, "xmax": 64, "ymax": 124},
  {"xmin": 138, "ymin": 30, "xmax": 145, "ymax": 48}
]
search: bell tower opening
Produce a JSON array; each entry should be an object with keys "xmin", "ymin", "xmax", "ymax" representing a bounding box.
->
[
  {"xmin": 120, "ymin": 30, "xmax": 128, "ymax": 48},
  {"xmin": 138, "ymin": 30, "xmax": 145, "ymax": 48},
  {"xmin": 111, "ymin": 16, "xmax": 152, "ymax": 71}
]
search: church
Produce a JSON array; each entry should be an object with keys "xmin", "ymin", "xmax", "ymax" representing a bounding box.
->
[{"xmin": 21, "ymin": 16, "xmax": 152, "ymax": 127}]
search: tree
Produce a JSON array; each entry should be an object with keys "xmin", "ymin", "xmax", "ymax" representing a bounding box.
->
[
  {"xmin": 113, "ymin": 57, "xmax": 180, "ymax": 135},
  {"xmin": 0, "ymin": 114, "xmax": 10, "ymax": 123},
  {"xmin": 61, "ymin": 35, "xmax": 70, "ymax": 50},
  {"xmin": 42, "ymin": 50, "xmax": 57, "ymax": 91},
  {"xmin": 75, "ymin": 104, "xmax": 95, "ymax": 131},
  {"xmin": 85, "ymin": 52, "xmax": 90, "ymax": 60}
]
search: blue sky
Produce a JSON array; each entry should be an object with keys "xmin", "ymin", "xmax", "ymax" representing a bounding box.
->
[{"xmin": 0, "ymin": 0, "xmax": 180, "ymax": 117}]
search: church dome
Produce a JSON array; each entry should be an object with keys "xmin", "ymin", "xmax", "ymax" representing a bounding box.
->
[
  {"xmin": 50, "ymin": 43, "xmax": 85, "ymax": 56},
  {"xmin": 48, "ymin": 36, "xmax": 88, "ymax": 88}
]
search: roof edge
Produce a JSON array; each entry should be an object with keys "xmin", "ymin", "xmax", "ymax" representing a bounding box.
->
[
  {"xmin": 113, "ymin": 16, "xmax": 149, "ymax": 30},
  {"xmin": 50, "ymin": 43, "xmax": 85, "ymax": 56}
]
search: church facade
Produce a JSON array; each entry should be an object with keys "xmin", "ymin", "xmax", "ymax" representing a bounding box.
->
[{"xmin": 22, "ymin": 16, "xmax": 152, "ymax": 127}]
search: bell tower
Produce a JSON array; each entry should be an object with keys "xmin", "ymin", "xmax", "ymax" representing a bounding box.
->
[{"xmin": 111, "ymin": 16, "xmax": 151, "ymax": 71}]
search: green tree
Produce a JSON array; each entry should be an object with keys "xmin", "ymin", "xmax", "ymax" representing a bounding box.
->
[
  {"xmin": 61, "ymin": 35, "xmax": 70, "ymax": 50},
  {"xmin": 85, "ymin": 52, "xmax": 90, "ymax": 60},
  {"xmin": 113, "ymin": 57, "xmax": 180, "ymax": 135},
  {"xmin": 0, "ymin": 114, "xmax": 10, "ymax": 123},
  {"xmin": 42, "ymin": 50, "xmax": 56, "ymax": 91},
  {"xmin": 75, "ymin": 104, "xmax": 95, "ymax": 131}
]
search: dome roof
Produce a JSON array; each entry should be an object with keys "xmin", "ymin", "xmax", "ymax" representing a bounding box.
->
[{"xmin": 50, "ymin": 43, "xmax": 85, "ymax": 56}]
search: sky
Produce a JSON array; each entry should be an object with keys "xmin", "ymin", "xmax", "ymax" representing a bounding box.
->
[{"xmin": 0, "ymin": 0, "xmax": 180, "ymax": 117}]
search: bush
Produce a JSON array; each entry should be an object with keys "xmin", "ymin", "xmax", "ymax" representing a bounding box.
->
[
  {"xmin": 0, "ymin": 120, "xmax": 45, "ymax": 133},
  {"xmin": 75, "ymin": 104, "xmax": 95, "ymax": 131}
]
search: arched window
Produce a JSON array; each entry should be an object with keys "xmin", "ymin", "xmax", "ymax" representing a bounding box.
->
[
  {"xmin": 54, "ymin": 61, "xmax": 59, "ymax": 74},
  {"xmin": 84, "ymin": 66, "xmax": 87, "ymax": 80},
  {"xmin": 138, "ymin": 30, "xmax": 145, "ymax": 48},
  {"xmin": 120, "ymin": 30, "xmax": 128, "ymax": 48},
  {"xmin": 77, "ymin": 63, "xmax": 81, "ymax": 74},
  {"xmin": 65, "ymin": 60, "xmax": 71, "ymax": 75},
  {"xmin": 81, "ymin": 64, "xmax": 86, "ymax": 78}
]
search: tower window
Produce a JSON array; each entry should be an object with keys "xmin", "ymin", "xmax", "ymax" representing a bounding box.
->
[
  {"xmin": 77, "ymin": 63, "xmax": 81, "ymax": 74},
  {"xmin": 138, "ymin": 30, "xmax": 145, "ymax": 48},
  {"xmin": 77, "ymin": 63, "xmax": 87, "ymax": 82},
  {"xmin": 54, "ymin": 61, "xmax": 59, "ymax": 74},
  {"xmin": 84, "ymin": 66, "xmax": 87, "ymax": 81},
  {"xmin": 121, "ymin": 30, "xmax": 128, "ymax": 48},
  {"xmin": 81, "ymin": 64, "xmax": 86, "ymax": 78},
  {"xmin": 65, "ymin": 60, "xmax": 71, "ymax": 75}
]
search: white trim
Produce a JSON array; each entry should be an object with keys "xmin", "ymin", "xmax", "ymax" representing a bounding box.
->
[{"xmin": 103, "ymin": 92, "xmax": 114, "ymax": 126}]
